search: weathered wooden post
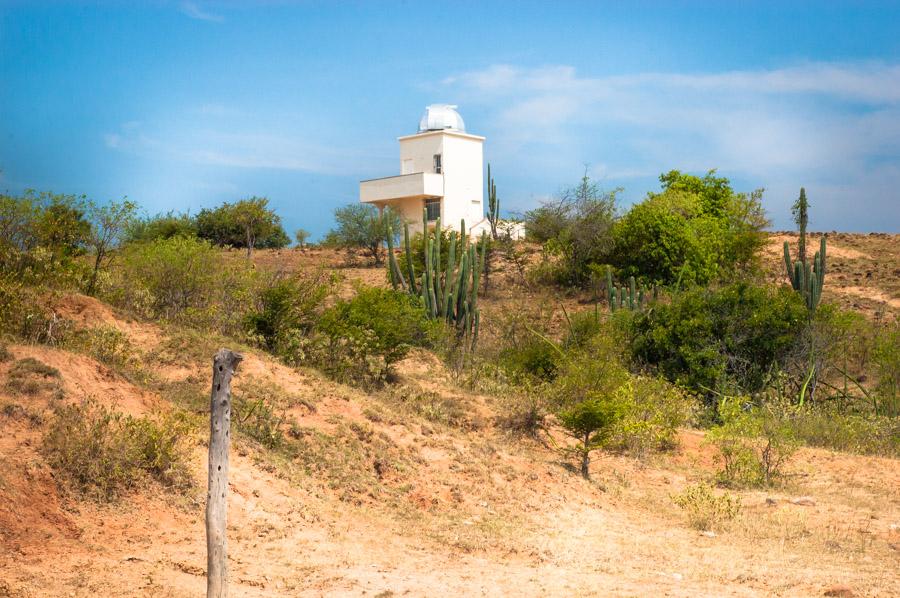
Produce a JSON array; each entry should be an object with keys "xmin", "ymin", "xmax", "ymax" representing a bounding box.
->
[{"xmin": 206, "ymin": 348, "xmax": 242, "ymax": 598}]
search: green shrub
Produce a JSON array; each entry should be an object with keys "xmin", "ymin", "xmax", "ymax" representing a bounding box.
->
[
  {"xmin": 611, "ymin": 190, "xmax": 724, "ymax": 286},
  {"xmin": 627, "ymin": 281, "xmax": 808, "ymax": 400},
  {"xmin": 65, "ymin": 326, "xmax": 140, "ymax": 372},
  {"xmin": 42, "ymin": 399, "xmax": 191, "ymax": 501},
  {"xmin": 563, "ymin": 308, "xmax": 604, "ymax": 350},
  {"xmin": 787, "ymin": 409, "xmax": 899, "ymax": 457},
  {"xmin": 672, "ymin": 482, "xmax": 741, "ymax": 531},
  {"xmin": 245, "ymin": 270, "xmax": 334, "ymax": 351},
  {"xmin": 316, "ymin": 286, "xmax": 437, "ymax": 387},
  {"xmin": 106, "ymin": 236, "xmax": 260, "ymax": 335},
  {"xmin": 195, "ymin": 197, "xmax": 289, "ymax": 254},
  {"xmin": 873, "ymin": 322, "xmax": 899, "ymax": 416},
  {"xmin": 610, "ymin": 171, "xmax": 767, "ymax": 285},
  {"xmin": 607, "ymin": 376, "xmax": 695, "ymax": 457},
  {"xmin": 523, "ymin": 173, "xmax": 617, "ymax": 287},
  {"xmin": 233, "ymin": 379, "xmax": 290, "ymax": 450},
  {"xmin": 500, "ymin": 335, "xmax": 562, "ymax": 382},
  {"xmin": 551, "ymin": 336, "xmax": 630, "ymax": 478},
  {"xmin": 0, "ymin": 191, "xmax": 93, "ymax": 287},
  {"xmin": 707, "ymin": 397, "xmax": 798, "ymax": 488},
  {"xmin": 125, "ymin": 210, "xmax": 197, "ymax": 243},
  {"xmin": 323, "ymin": 204, "xmax": 402, "ymax": 265}
]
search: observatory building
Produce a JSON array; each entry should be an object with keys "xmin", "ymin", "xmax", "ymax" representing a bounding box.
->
[{"xmin": 360, "ymin": 104, "xmax": 489, "ymax": 236}]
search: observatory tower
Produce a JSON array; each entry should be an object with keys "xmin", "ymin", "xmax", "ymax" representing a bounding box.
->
[{"xmin": 360, "ymin": 104, "xmax": 487, "ymax": 236}]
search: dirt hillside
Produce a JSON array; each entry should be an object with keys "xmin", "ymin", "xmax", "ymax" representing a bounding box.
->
[{"xmin": 1, "ymin": 250, "xmax": 899, "ymax": 596}]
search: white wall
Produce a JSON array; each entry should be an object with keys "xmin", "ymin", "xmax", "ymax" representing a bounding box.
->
[
  {"xmin": 440, "ymin": 133, "xmax": 484, "ymax": 232},
  {"xmin": 380, "ymin": 130, "xmax": 485, "ymax": 236}
]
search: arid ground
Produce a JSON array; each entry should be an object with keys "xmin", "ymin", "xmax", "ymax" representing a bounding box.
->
[{"xmin": 1, "ymin": 233, "xmax": 898, "ymax": 597}]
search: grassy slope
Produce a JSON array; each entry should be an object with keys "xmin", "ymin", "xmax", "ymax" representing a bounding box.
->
[{"xmin": 0, "ymin": 235, "xmax": 898, "ymax": 596}]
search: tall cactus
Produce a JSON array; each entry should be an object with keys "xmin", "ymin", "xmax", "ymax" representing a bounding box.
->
[
  {"xmin": 784, "ymin": 235, "xmax": 826, "ymax": 312},
  {"xmin": 486, "ymin": 163, "xmax": 499, "ymax": 240},
  {"xmin": 385, "ymin": 209, "xmax": 484, "ymax": 349}
]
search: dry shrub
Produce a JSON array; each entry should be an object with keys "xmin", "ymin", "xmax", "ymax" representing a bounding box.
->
[
  {"xmin": 4, "ymin": 357, "xmax": 62, "ymax": 397},
  {"xmin": 707, "ymin": 398, "xmax": 798, "ymax": 488},
  {"xmin": 672, "ymin": 482, "xmax": 741, "ymax": 531},
  {"xmin": 42, "ymin": 399, "xmax": 192, "ymax": 501}
]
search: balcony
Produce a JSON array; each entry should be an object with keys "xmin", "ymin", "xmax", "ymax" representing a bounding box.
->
[{"xmin": 360, "ymin": 172, "xmax": 443, "ymax": 205}]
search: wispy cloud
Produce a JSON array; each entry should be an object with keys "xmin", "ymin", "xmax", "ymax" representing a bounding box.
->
[
  {"xmin": 180, "ymin": 2, "xmax": 224, "ymax": 23},
  {"xmin": 441, "ymin": 61, "xmax": 900, "ymax": 230},
  {"xmin": 103, "ymin": 119, "xmax": 390, "ymax": 177}
]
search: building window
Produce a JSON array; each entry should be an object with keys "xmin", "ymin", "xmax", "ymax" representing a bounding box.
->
[
  {"xmin": 433, "ymin": 154, "xmax": 442, "ymax": 174},
  {"xmin": 425, "ymin": 199, "xmax": 441, "ymax": 222}
]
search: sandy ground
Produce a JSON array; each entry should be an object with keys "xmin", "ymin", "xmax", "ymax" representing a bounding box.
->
[{"xmin": 1, "ymin": 236, "xmax": 899, "ymax": 597}]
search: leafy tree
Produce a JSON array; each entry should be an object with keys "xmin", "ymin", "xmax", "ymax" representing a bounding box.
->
[
  {"xmin": 0, "ymin": 192, "xmax": 39, "ymax": 258},
  {"xmin": 85, "ymin": 199, "xmax": 137, "ymax": 295},
  {"xmin": 1, "ymin": 191, "xmax": 91, "ymax": 283},
  {"xmin": 294, "ymin": 228, "xmax": 310, "ymax": 248},
  {"xmin": 33, "ymin": 193, "xmax": 91, "ymax": 261},
  {"xmin": 230, "ymin": 197, "xmax": 283, "ymax": 256},
  {"xmin": 611, "ymin": 171, "xmax": 768, "ymax": 285},
  {"xmin": 325, "ymin": 204, "xmax": 402, "ymax": 265},
  {"xmin": 659, "ymin": 169, "xmax": 733, "ymax": 218},
  {"xmin": 195, "ymin": 198, "xmax": 289, "ymax": 254},
  {"xmin": 611, "ymin": 191, "xmax": 720, "ymax": 286},
  {"xmin": 559, "ymin": 397, "xmax": 624, "ymax": 479},
  {"xmin": 316, "ymin": 286, "xmax": 437, "ymax": 386},
  {"xmin": 125, "ymin": 211, "xmax": 196, "ymax": 243},
  {"xmin": 524, "ymin": 171, "xmax": 618, "ymax": 286}
]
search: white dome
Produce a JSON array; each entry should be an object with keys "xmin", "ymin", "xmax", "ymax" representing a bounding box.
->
[{"xmin": 418, "ymin": 104, "xmax": 465, "ymax": 133}]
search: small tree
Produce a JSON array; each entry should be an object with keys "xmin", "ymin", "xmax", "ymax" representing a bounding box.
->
[
  {"xmin": 524, "ymin": 169, "xmax": 618, "ymax": 287},
  {"xmin": 195, "ymin": 198, "xmax": 288, "ymax": 253},
  {"xmin": 550, "ymin": 336, "xmax": 629, "ymax": 479},
  {"xmin": 85, "ymin": 199, "xmax": 137, "ymax": 296},
  {"xmin": 294, "ymin": 228, "xmax": 310, "ymax": 249},
  {"xmin": 231, "ymin": 197, "xmax": 281, "ymax": 257},
  {"xmin": 558, "ymin": 397, "xmax": 623, "ymax": 479},
  {"xmin": 33, "ymin": 193, "xmax": 91, "ymax": 262},
  {"xmin": 326, "ymin": 204, "xmax": 402, "ymax": 266}
]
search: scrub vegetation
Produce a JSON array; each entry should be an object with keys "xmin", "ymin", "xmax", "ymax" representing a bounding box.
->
[{"xmin": 0, "ymin": 175, "xmax": 898, "ymax": 596}]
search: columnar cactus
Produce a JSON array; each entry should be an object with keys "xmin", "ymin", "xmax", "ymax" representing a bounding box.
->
[
  {"xmin": 486, "ymin": 163, "xmax": 499, "ymax": 240},
  {"xmin": 386, "ymin": 209, "xmax": 485, "ymax": 349},
  {"xmin": 784, "ymin": 235, "xmax": 826, "ymax": 312},
  {"xmin": 606, "ymin": 267, "xmax": 651, "ymax": 313}
]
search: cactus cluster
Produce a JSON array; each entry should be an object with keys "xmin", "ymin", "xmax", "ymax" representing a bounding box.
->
[
  {"xmin": 783, "ymin": 235, "xmax": 826, "ymax": 311},
  {"xmin": 387, "ymin": 208, "xmax": 486, "ymax": 349},
  {"xmin": 605, "ymin": 266, "xmax": 653, "ymax": 312}
]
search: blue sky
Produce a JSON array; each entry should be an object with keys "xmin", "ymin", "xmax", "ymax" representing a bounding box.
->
[{"xmin": 2, "ymin": 1, "xmax": 899, "ymax": 237}]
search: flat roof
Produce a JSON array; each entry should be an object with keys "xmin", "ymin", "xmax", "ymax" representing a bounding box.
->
[{"xmin": 397, "ymin": 129, "xmax": 485, "ymax": 142}]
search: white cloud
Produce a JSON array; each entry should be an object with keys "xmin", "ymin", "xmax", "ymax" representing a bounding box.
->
[
  {"xmin": 103, "ymin": 120, "xmax": 388, "ymax": 177},
  {"xmin": 441, "ymin": 61, "xmax": 900, "ymax": 230},
  {"xmin": 180, "ymin": 2, "xmax": 224, "ymax": 23}
]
